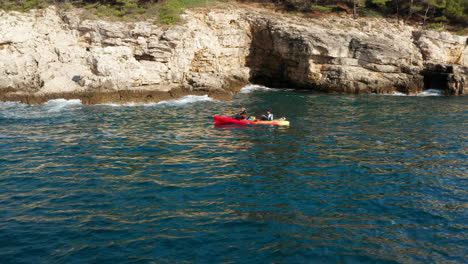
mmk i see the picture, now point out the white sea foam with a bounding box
[381,89,444,97]
[100,95,216,107]
[388,91,407,96]
[417,89,443,96]
[0,101,37,119]
[45,99,82,112]
[156,95,215,106]
[101,102,145,107]
[239,84,285,93]
[0,101,26,108]
[1,99,83,119]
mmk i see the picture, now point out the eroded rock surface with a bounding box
[246,14,466,95]
[0,5,466,104]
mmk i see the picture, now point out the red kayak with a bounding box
[213,116,290,126]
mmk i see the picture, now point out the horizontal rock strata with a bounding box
[0,5,466,104]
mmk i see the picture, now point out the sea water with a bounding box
[0,86,466,263]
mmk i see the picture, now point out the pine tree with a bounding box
[445,0,464,18]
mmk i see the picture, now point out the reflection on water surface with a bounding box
[0,91,466,263]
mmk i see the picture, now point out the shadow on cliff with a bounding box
[246,22,309,89]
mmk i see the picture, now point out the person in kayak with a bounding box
[235,107,248,119]
[260,110,273,121]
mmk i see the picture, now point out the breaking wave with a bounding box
[239,84,286,93]
[384,89,444,96]
[0,99,82,119]
[45,99,82,112]
[101,95,216,107]
[156,95,216,106]
[417,89,444,96]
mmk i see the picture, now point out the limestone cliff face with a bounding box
[0,7,252,103]
[0,5,466,104]
[247,14,467,95]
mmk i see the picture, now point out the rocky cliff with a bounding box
[0,5,466,104]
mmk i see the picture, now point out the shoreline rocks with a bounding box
[0,5,466,104]
[0,87,233,105]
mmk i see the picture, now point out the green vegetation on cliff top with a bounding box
[0,0,466,32]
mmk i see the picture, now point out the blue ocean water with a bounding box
[0,86,467,264]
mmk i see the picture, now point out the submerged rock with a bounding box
[0,5,466,104]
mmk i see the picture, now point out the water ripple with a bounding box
[0,94,467,263]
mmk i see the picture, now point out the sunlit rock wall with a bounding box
[0,5,466,104]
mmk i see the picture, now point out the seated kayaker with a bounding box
[235,107,248,119]
[260,110,273,121]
